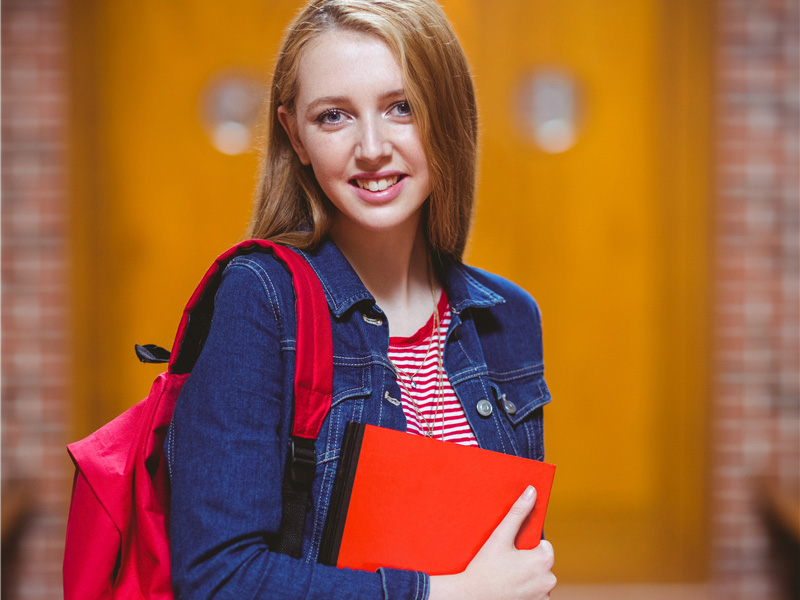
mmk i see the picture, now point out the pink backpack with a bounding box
[63,240,332,599]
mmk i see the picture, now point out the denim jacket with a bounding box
[167,237,552,600]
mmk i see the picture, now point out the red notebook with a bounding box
[319,422,555,575]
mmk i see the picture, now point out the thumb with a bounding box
[485,485,537,549]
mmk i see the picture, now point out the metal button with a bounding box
[362,314,383,326]
[503,399,517,415]
[476,399,493,417]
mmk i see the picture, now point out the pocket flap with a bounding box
[492,373,552,425]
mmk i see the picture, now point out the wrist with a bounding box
[429,573,472,600]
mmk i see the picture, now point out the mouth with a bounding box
[350,174,404,192]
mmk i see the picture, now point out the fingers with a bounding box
[465,490,557,600]
[537,539,554,557]
[531,539,557,594]
[534,539,555,570]
[486,485,537,548]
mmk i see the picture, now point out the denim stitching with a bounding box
[321,397,345,463]
[419,571,429,600]
[535,413,545,460]
[295,248,372,316]
[491,379,550,424]
[332,387,370,405]
[379,568,390,599]
[334,354,396,377]
[227,258,282,327]
[514,394,551,421]
[479,375,510,454]
[454,334,476,369]
[521,411,545,461]
[448,365,487,386]
[376,377,384,424]
[319,395,354,463]
[318,448,340,464]
[453,264,505,305]
[487,363,544,381]
[295,249,337,306]
[309,459,334,562]
[333,354,385,367]
[331,358,371,406]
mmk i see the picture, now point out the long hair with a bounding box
[247,0,478,260]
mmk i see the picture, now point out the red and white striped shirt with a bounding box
[388,292,478,446]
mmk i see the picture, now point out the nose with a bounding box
[355,117,391,164]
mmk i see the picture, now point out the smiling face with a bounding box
[278,29,431,243]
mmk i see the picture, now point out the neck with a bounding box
[330,217,438,337]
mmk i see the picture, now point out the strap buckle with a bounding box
[289,437,316,486]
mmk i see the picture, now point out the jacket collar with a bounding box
[296,237,504,318]
[439,259,505,314]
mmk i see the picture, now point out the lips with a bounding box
[353,175,400,191]
[350,172,406,188]
[349,173,407,202]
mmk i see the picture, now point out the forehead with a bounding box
[295,29,403,101]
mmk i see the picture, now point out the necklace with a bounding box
[391,281,438,389]
[391,267,446,439]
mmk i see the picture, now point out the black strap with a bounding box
[134,343,171,364]
[277,437,317,557]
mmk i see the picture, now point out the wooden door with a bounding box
[69,0,302,429]
[69,0,711,583]
[448,0,712,582]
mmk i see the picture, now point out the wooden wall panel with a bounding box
[70,0,299,430]
[452,0,711,582]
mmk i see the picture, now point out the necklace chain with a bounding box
[390,266,446,440]
[391,292,437,389]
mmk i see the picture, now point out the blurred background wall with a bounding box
[2,0,71,597]
[1,0,797,599]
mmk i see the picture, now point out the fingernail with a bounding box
[522,485,536,501]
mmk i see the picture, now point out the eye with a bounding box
[316,109,345,125]
[391,101,412,117]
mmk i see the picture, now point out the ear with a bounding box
[277,105,311,166]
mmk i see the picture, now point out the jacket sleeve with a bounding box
[167,258,429,600]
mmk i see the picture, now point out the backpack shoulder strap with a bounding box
[168,240,333,436]
[169,239,332,557]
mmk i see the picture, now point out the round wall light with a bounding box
[515,68,583,154]
[199,72,265,155]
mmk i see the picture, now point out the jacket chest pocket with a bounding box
[315,355,407,462]
[490,372,551,461]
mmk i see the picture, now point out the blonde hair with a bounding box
[247,0,478,260]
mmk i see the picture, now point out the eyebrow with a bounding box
[305,89,406,114]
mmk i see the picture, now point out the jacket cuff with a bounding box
[378,567,429,600]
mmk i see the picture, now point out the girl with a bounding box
[168,1,556,598]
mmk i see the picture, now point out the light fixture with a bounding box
[199,72,265,155]
[516,68,583,154]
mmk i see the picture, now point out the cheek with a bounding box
[305,137,348,177]
[400,131,428,170]
[306,148,351,202]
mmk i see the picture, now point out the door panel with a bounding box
[69,0,301,430]
[450,0,711,581]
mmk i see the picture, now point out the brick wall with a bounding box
[1,0,71,598]
[712,0,800,599]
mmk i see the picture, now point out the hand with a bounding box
[429,486,556,600]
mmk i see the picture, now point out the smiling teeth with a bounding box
[356,176,399,191]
